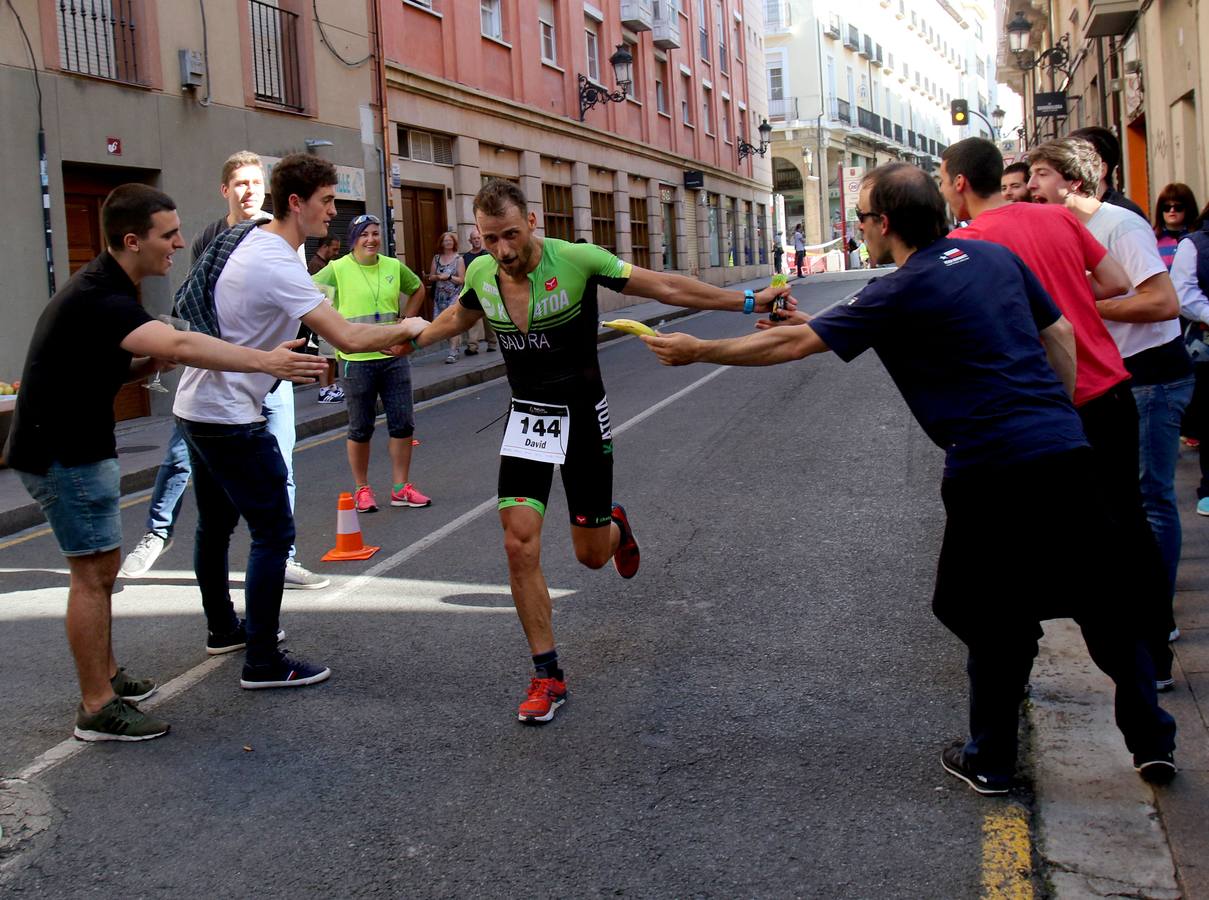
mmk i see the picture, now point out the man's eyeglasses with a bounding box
[855,209,881,223]
[352,214,381,226]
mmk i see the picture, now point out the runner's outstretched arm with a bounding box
[408,301,482,352]
[642,323,828,367]
[623,267,793,313]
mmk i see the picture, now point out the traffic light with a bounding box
[950,99,969,126]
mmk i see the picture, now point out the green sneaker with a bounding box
[110,667,157,702]
[73,697,170,742]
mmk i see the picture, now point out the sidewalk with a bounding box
[1027,448,1209,898]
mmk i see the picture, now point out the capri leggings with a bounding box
[343,355,415,443]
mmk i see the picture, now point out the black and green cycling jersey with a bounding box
[458,238,632,402]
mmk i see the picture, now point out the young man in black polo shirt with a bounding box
[642,163,1178,792]
[6,184,326,742]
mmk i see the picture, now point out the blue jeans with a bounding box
[179,418,295,665]
[18,459,122,556]
[146,424,190,539]
[1133,376,1194,602]
[147,384,297,558]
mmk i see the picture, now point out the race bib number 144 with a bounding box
[500,398,569,464]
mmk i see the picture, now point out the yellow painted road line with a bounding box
[982,805,1033,899]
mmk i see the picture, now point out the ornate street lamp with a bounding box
[1006,11,1032,56]
[1007,11,1071,76]
[737,118,773,162]
[991,106,1006,133]
[578,44,634,121]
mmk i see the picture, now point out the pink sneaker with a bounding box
[391,483,431,508]
[353,485,378,513]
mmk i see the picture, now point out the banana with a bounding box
[771,274,788,288]
[602,318,658,337]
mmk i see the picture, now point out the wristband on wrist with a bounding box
[742,290,755,314]
[409,338,420,351]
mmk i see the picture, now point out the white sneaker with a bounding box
[284,559,329,590]
[120,533,170,578]
[1169,627,1181,643]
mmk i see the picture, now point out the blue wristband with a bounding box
[743,290,755,314]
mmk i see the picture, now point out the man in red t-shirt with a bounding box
[940,139,1131,408]
[939,137,1174,691]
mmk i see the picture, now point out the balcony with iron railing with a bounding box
[56,0,141,85]
[833,97,851,124]
[249,0,304,111]
[768,95,798,121]
[856,106,880,132]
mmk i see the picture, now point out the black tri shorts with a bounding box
[497,392,614,527]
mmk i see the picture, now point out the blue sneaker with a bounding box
[240,651,331,690]
[1197,498,1209,517]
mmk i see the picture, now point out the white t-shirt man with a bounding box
[174,227,324,424]
[1086,201,1176,360]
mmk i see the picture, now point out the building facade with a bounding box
[995,0,1207,215]
[0,0,385,411]
[380,0,774,296]
[766,0,1000,245]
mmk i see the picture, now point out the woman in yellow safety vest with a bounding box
[313,215,433,514]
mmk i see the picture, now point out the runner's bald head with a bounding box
[862,162,947,250]
[475,179,529,219]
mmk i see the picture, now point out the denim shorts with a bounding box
[18,459,122,556]
[343,355,415,442]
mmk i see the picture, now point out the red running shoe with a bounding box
[611,503,640,579]
[517,676,567,724]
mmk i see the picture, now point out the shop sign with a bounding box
[261,155,366,202]
[1035,92,1067,118]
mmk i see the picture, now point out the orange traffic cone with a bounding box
[322,492,380,561]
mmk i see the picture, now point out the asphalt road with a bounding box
[0,278,1016,897]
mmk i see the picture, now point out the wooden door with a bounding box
[398,186,446,320]
[62,165,152,421]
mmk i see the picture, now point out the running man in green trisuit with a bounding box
[407,179,789,724]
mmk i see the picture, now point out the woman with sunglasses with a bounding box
[1155,184,1198,271]
[312,214,433,512]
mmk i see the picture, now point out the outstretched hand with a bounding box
[640,332,702,366]
[265,338,329,384]
[755,284,797,313]
[756,308,811,329]
[1058,187,1100,224]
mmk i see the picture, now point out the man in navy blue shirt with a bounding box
[643,163,1178,793]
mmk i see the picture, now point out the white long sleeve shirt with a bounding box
[1173,238,1209,325]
